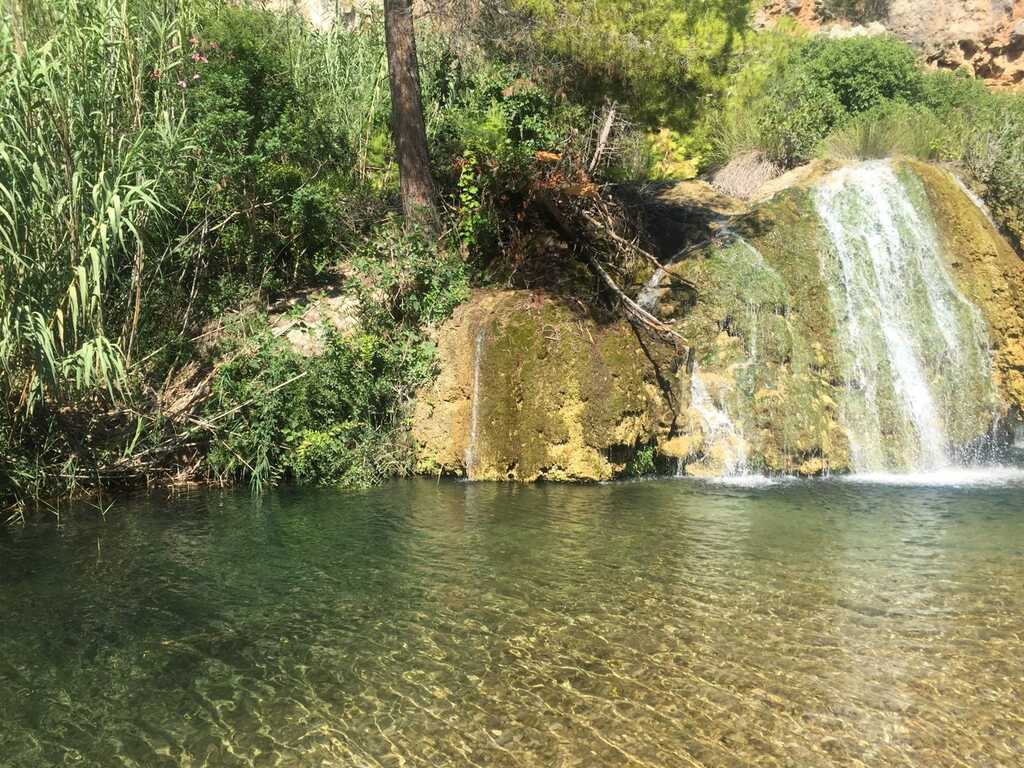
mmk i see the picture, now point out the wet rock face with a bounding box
[912,161,1024,413]
[411,161,1024,481]
[411,291,677,482]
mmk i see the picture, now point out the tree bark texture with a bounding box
[384,0,439,229]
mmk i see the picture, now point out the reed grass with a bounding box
[0,0,195,415]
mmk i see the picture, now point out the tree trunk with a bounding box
[384,0,439,229]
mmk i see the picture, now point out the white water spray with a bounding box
[813,161,1000,473]
[688,365,750,478]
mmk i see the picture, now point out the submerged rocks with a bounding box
[411,159,1024,481]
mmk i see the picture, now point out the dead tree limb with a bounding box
[583,251,688,348]
[588,101,617,174]
[581,210,698,293]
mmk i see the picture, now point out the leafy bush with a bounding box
[757,70,846,165]
[508,0,752,128]
[426,56,586,256]
[717,34,932,167]
[800,36,921,115]
[206,322,411,489]
[203,225,468,490]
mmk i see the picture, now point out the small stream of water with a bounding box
[464,327,486,479]
[689,364,750,478]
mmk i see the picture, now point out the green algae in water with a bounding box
[3,477,1024,767]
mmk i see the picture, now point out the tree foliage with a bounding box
[510,0,752,126]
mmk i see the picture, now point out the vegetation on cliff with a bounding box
[713,33,1024,248]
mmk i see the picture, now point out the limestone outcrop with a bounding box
[410,160,1024,481]
[411,291,677,482]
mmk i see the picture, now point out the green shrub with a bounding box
[205,323,412,489]
[716,34,931,168]
[625,445,657,477]
[799,36,922,115]
[509,0,752,128]
[203,225,469,491]
[170,4,380,297]
[757,70,846,165]
[918,68,991,116]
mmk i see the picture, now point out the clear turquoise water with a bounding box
[2,476,1024,767]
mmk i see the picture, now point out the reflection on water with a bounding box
[2,478,1024,767]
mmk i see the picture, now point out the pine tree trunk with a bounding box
[384,0,439,229]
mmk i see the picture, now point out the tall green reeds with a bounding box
[0,0,195,416]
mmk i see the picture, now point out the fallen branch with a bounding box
[589,101,617,173]
[581,210,698,293]
[584,251,688,349]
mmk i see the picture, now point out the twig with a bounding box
[584,251,688,348]
[581,210,698,292]
[589,101,617,173]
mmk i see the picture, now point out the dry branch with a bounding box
[583,251,688,347]
[581,210,698,293]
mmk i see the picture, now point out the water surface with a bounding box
[2,477,1024,767]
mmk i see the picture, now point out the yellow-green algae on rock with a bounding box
[661,181,852,476]
[911,161,1024,414]
[411,291,678,481]
[411,160,1024,481]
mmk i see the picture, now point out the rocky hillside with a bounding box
[761,0,1024,87]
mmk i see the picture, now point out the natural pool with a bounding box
[2,474,1024,767]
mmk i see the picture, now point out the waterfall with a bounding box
[813,161,1000,473]
[689,365,749,478]
[637,264,668,312]
[464,327,485,479]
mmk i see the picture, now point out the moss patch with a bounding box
[910,160,1024,414]
[411,290,679,482]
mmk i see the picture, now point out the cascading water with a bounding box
[464,327,486,479]
[688,365,750,478]
[813,161,1002,474]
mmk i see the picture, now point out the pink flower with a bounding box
[192,73,200,80]
[177,80,187,88]
[190,52,208,63]
[189,35,199,48]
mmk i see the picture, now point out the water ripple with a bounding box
[2,479,1023,767]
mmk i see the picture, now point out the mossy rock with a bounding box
[413,160,1023,482]
[909,160,1024,414]
[411,290,680,482]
